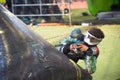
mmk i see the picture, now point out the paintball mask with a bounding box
[84,32,102,45]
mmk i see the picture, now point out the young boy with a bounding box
[56,27,105,74]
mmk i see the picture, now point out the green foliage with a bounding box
[86,0,120,16]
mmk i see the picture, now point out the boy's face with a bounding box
[84,32,102,45]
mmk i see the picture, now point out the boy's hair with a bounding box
[88,27,105,39]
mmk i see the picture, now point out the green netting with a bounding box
[86,0,119,16]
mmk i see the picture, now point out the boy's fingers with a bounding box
[77,44,83,46]
[80,45,89,51]
[70,44,76,50]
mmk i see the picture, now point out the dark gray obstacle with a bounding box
[0,5,92,80]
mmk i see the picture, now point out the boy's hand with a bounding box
[70,44,77,51]
[77,44,89,51]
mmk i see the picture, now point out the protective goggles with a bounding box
[84,32,102,45]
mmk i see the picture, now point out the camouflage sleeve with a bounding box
[85,47,98,74]
[85,55,97,74]
[86,56,93,74]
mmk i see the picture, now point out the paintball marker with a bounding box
[72,41,85,54]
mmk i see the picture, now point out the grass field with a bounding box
[91,25,120,80]
[31,25,89,45]
[30,8,120,80]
